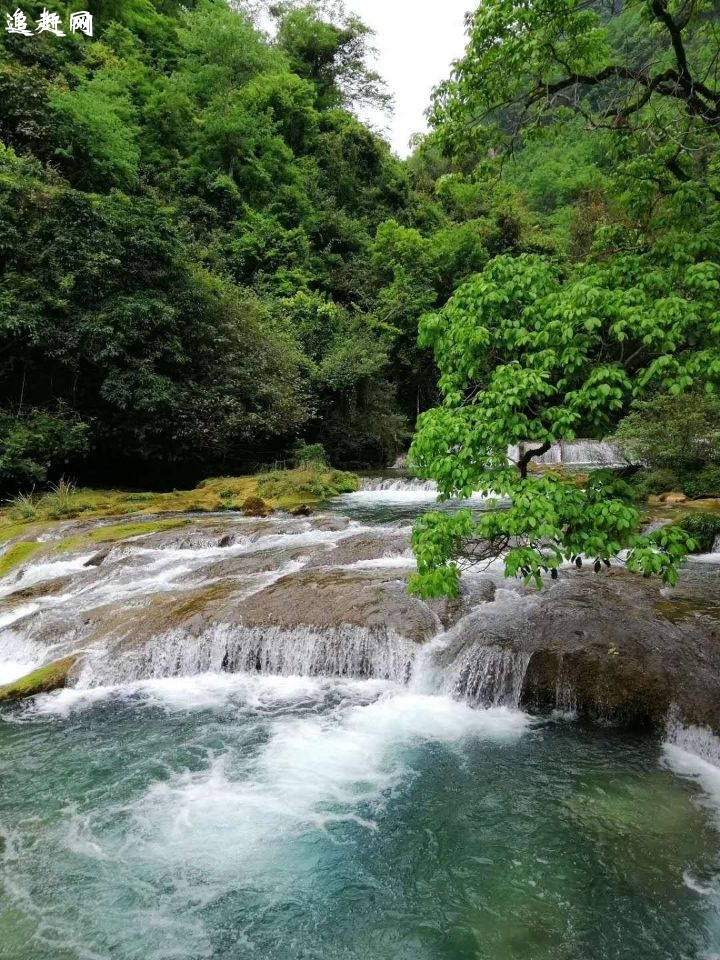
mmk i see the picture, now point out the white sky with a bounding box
[351,0,473,155]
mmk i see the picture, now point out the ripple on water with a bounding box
[0,676,719,960]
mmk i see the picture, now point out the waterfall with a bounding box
[713,534,720,554]
[554,655,578,715]
[369,441,627,493]
[77,624,418,688]
[665,712,720,767]
[360,477,438,492]
[438,645,531,709]
[73,624,536,710]
[507,440,624,467]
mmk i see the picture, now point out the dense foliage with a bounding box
[614,392,720,499]
[3,0,718,600]
[410,0,720,596]
[0,0,491,490]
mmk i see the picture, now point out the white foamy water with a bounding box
[128,691,529,866]
[0,658,36,686]
[0,627,46,685]
[0,553,96,598]
[27,671,396,716]
[24,673,530,890]
[44,675,530,842]
[663,718,720,826]
[351,486,500,505]
[75,623,419,688]
[0,603,40,632]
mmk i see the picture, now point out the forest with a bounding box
[1,0,719,528]
[0,0,493,489]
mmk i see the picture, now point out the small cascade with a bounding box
[554,655,578,715]
[641,518,673,536]
[360,477,437,492]
[713,534,720,554]
[77,624,418,688]
[665,711,720,767]
[440,645,531,708]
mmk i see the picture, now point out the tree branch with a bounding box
[517,441,552,479]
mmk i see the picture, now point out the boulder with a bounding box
[651,492,688,505]
[439,567,720,730]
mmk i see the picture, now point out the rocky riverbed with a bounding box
[1,500,719,732]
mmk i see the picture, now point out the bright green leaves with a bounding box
[431,0,608,151]
[409,509,475,599]
[409,242,719,596]
[626,526,699,588]
[409,468,692,596]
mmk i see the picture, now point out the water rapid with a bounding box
[1,485,720,959]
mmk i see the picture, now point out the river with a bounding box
[1,481,720,959]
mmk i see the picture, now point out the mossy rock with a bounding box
[0,540,43,578]
[0,656,76,703]
[242,496,272,518]
[55,517,191,554]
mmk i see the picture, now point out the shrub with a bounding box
[8,490,37,520]
[39,479,79,519]
[628,468,684,500]
[683,467,720,500]
[613,391,720,476]
[0,407,88,496]
[257,466,359,503]
[677,514,720,553]
[292,441,327,468]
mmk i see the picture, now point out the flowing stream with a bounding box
[1,483,720,959]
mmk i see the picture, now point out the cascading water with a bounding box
[78,623,418,688]
[439,645,531,708]
[360,477,438,492]
[507,439,625,467]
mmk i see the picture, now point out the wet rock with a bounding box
[290,504,313,517]
[429,576,498,630]
[84,547,112,568]
[309,515,350,532]
[443,567,720,731]
[185,613,206,637]
[305,531,412,568]
[237,568,439,643]
[5,509,720,734]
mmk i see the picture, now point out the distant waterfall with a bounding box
[507,440,625,467]
[360,477,438,492]
[372,441,626,490]
[713,534,720,554]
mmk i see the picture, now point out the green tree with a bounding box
[273,2,391,112]
[432,0,720,156]
[409,245,719,597]
[409,0,720,596]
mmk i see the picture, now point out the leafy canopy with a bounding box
[409,239,720,596]
[409,0,720,598]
